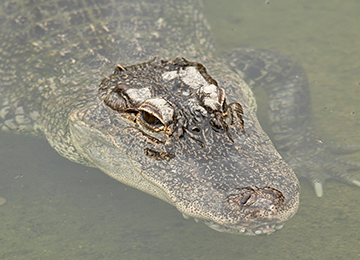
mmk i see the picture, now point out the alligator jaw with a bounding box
[181,212,285,235]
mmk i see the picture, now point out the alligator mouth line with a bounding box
[181,213,284,236]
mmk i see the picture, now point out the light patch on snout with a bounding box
[180,67,209,89]
[126,87,152,106]
[161,66,210,89]
[161,70,178,81]
[198,84,226,112]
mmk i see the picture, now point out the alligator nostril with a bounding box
[240,194,252,204]
[190,126,200,132]
[227,186,286,209]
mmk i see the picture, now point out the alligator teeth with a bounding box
[254,230,262,235]
[275,224,284,230]
[314,181,323,197]
[182,213,190,219]
[209,223,221,229]
[185,214,284,235]
[352,180,360,187]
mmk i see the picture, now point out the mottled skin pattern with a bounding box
[0,0,359,235]
[223,49,360,197]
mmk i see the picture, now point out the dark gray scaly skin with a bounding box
[222,49,360,197]
[0,0,358,235]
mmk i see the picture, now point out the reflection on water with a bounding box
[0,0,359,259]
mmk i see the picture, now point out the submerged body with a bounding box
[0,0,358,235]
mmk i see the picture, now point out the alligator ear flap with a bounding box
[99,77,128,112]
[103,90,128,112]
[99,73,134,112]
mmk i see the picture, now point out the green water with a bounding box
[1,0,359,259]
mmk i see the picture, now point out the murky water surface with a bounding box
[1,0,359,259]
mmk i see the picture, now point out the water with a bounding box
[0,0,359,259]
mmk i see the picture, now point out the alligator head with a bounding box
[69,57,299,235]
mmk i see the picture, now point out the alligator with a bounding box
[0,0,359,235]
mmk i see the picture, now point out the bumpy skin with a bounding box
[0,0,358,234]
[223,48,360,197]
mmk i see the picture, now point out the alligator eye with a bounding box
[142,111,160,125]
[138,98,174,132]
[140,111,164,130]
